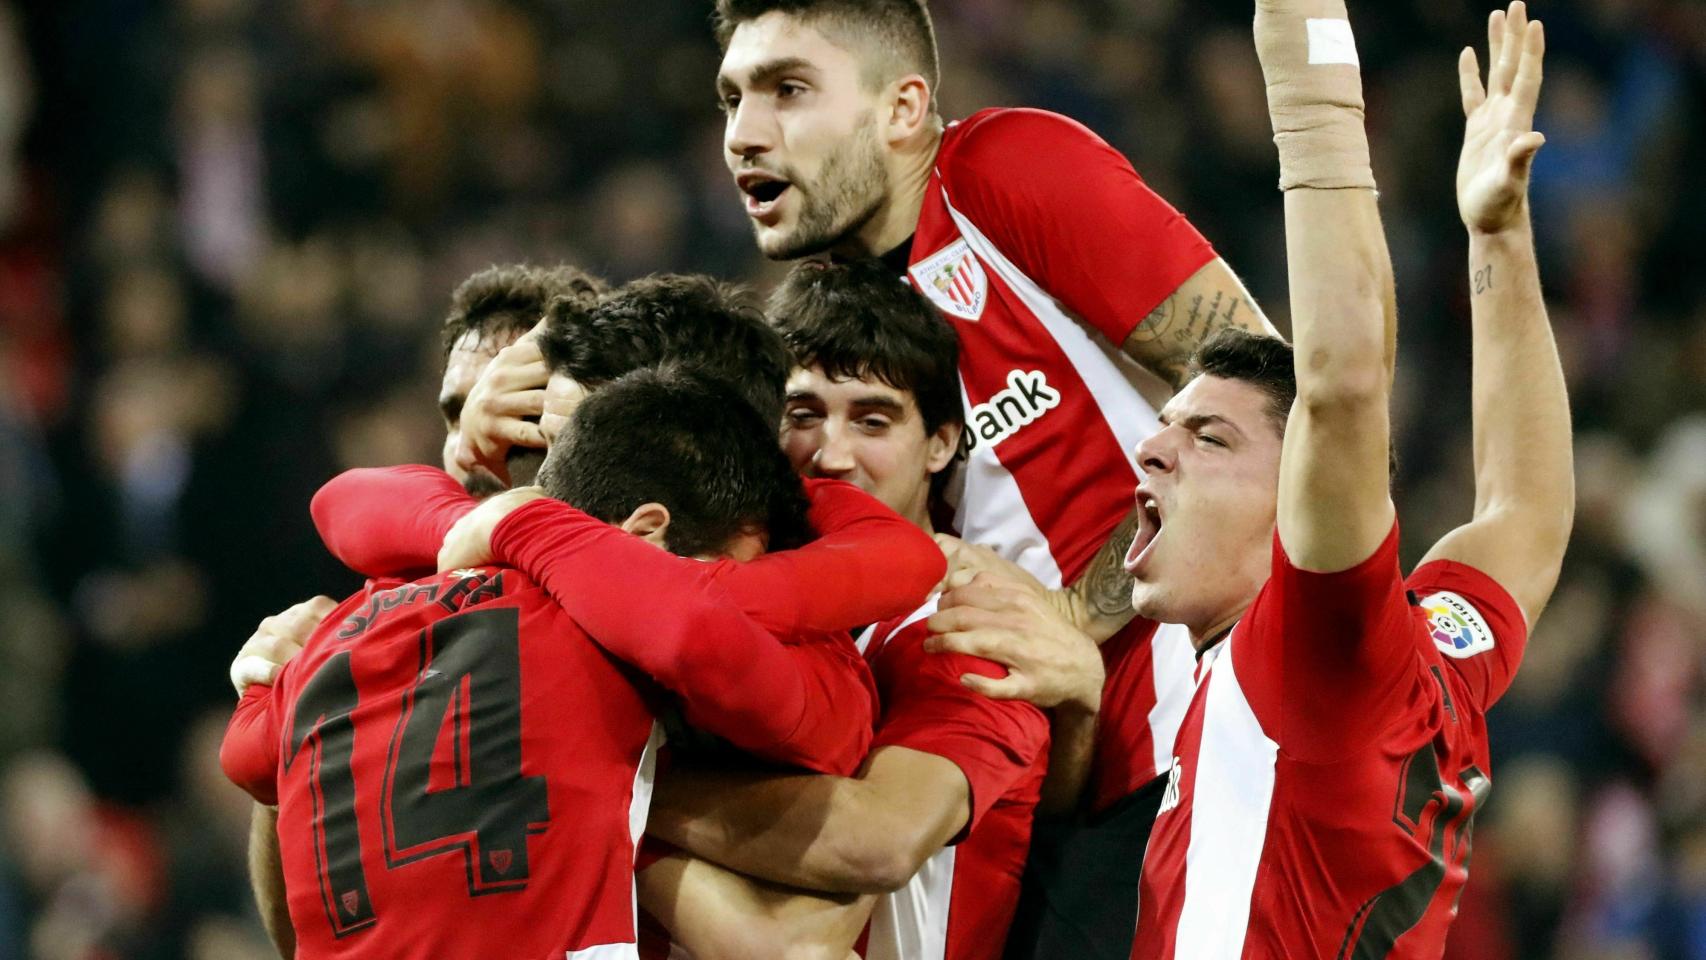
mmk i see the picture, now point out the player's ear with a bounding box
[619,502,672,548]
[926,420,962,475]
[883,74,931,145]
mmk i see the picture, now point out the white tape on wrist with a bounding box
[1306,18,1360,66]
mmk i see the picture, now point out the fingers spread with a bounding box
[1459,47,1486,116]
[1510,19,1545,120]
[1507,131,1545,176]
[1487,9,1505,90]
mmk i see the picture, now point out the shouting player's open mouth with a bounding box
[1124,486,1164,576]
[738,170,793,223]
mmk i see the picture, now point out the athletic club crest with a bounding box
[910,238,988,321]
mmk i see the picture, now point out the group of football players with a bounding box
[218,0,1575,958]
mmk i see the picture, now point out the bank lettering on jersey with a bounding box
[965,369,1061,451]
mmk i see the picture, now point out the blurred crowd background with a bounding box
[0,0,1700,957]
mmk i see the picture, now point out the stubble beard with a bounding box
[757,117,890,261]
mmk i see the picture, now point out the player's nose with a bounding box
[1134,432,1176,476]
[811,427,858,476]
[725,101,774,159]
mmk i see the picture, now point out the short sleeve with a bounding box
[869,622,1049,839]
[939,108,1216,345]
[1234,522,1418,762]
[1406,559,1529,711]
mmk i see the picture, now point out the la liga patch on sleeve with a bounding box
[1421,591,1496,659]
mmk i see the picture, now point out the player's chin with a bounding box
[1129,581,1174,624]
[754,223,808,261]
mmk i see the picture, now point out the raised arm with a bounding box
[1260,0,1398,572]
[1418,3,1571,624]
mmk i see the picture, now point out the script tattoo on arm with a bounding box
[1123,286,1259,391]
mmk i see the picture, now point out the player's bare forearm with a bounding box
[639,852,873,960]
[1260,2,1398,573]
[1062,507,1141,643]
[248,804,295,958]
[1121,258,1277,390]
[648,748,968,894]
[1421,217,1571,622]
[1037,704,1098,814]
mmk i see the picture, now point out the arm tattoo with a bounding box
[1473,263,1494,295]
[1125,288,1256,390]
[1072,508,1141,625]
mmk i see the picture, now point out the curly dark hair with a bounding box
[538,364,813,556]
[536,273,792,426]
[440,263,608,360]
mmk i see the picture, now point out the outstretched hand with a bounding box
[1457,1,1546,235]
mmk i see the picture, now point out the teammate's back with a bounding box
[224,564,663,960]
[220,566,658,954]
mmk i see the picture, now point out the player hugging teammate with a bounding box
[221,1,1572,958]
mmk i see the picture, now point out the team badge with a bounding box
[909,238,988,321]
[1420,591,1495,659]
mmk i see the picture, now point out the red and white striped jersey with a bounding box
[906,107,1215,801]
[1132,525,1528,960]
[855,597,1050,960]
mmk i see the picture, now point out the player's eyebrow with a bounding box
[1177,413,1245,438]
[719,56,816,95]
[849,396,906,416]
[785,390,825,405]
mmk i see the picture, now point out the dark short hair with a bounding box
[1189,329,1296,437]
[769,259,962,434]
[1190,328,1398,481]
[537,365,814,557]
[713,0,940,100]
[441,263,608,359]
[536,274,792,426]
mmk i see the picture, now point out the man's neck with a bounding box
[839,123,943,258]
[1190,607,1250,654]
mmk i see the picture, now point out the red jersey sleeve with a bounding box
[1406,559,1528,712]
[491,498,874,775]
[1233,522,1418,763]
[220,684,284,805]
[310,466,477,579]
[869,620,1049,838]
[717,477,944,634]
[939,108,1217,345]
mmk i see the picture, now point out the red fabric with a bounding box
[311,468,943,638]
[1133,523,1530,960]
[310,466,476,581]
[867,616,1048,837]
[492,497,879,775]
[860,605,1050,960]
[221,567,663,959]
[911,108,1217,796]
[934,108,1216,345]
